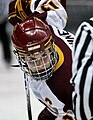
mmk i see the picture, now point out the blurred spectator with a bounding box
[0,0,12,64]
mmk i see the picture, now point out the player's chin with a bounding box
[29,65,54,81]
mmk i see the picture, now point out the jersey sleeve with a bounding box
[58,0,66,9]
[8,0,32,26]
[30,0,68,30]
[8,0,67,30]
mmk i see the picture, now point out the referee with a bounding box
[70,18,93,120]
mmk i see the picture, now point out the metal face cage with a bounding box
[13,41,58,81]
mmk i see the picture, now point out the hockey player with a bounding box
[8,0,75,119]
[11,16,75,120]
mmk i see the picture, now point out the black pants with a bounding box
[0,19,12,63]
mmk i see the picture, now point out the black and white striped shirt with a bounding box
[70,18,93,120]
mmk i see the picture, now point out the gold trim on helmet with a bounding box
[13,35,53,54]
[28,45,40,51]
[44,35,52,47]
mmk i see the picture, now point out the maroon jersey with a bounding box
[46,32,73,112]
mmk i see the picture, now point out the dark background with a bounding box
[65,0,93,34]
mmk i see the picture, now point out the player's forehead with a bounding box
[18,47,49,57]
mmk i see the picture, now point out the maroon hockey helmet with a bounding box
[12,17,58,81]
[12,17,52,54]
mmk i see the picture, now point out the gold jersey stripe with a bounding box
[54,44,64,71]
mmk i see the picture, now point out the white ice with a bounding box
[0,45,45,120]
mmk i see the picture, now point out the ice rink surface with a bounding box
[0,45,45,120]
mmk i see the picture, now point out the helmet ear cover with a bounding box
[12,17,52,54]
